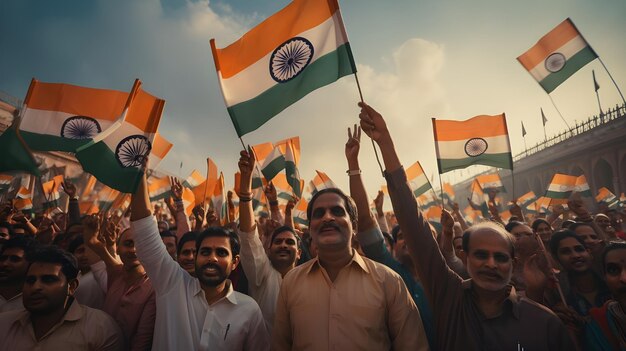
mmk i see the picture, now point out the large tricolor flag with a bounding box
[76,81,165,193]
[476,173,505,192]
[596,187,619,209]
[545,174,577,200]
[210,0,357,137]
[405,161,432,197]
[20,79,128,152]
[517,18,597,94]
[432,114,513,173]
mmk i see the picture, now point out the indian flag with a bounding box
[463,205,482,224]
[425,206,443,232]
[210,0,357,137]
[79,201,99,215]
[16,186,32,199]
[261,146,285,182]
[545,174,577,199]
[111,193,131,212]
[183,169,205,189]
[476,173,505,192]
[0,174,13,191]
[20,79,129,152]
[192,157,218,206]
[147,132,173,171]
[13,198,33,211]
[276,136,301,166]
[76,81,165,193]
[574,175,592,197]
[211,172,226,224]
[182,187,195,217]
[443,182,455,202]
[432,114,513,173]
[293,197,309,226]
[417,192,438,210]
[470,179,490,218]
[81,175,97,201]
[536,197,552,214]
[282,139,302,198]
[406,161,431,197]
[517,18,597,93]
[517,191,537,208]
[42,175,64,209]
[148,177,172,202]
[310,170,337,194]
[273,173,295,203]
[596,187,619,209]
[98,186,120,211]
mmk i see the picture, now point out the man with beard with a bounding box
[236,149,301,332]
[343,125,435,349]
[0,245,123,350]
[0,236,38,312]
[82,216,156,350]
[68,236,106,309]
[130,171,268,351]
[358,101,575,350]
[272,174,428,348]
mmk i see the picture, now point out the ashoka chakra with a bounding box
[464,138,488,157]
[61,116,102,139]
[545,52,566,73]
[269,37,314,83]
[115,135,152,168]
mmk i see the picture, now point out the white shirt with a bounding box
[237,228,282,333]
[0,292,23,313]
[74,269,106,310]
[132,216,270,351]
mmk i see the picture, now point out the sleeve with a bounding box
[357,226,403,273]
[174,200,190,238]
[93,312,125,351]
[547,314,579,350]
[90,260,109,293]
[271,280,292,351]
[129,290,156,351]
[376,214,390,233]
[237,227,273,289]
[384,167,463,307]
[131,216,185,295]
[68,198,82,225]
[386,272,430,351]
[244,304,271,351]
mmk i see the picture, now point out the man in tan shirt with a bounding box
[271,187,429,350]
[0,245,123,350]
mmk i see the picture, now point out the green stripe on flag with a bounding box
[21,131,90,153]
[437,153,512,173]
[75,141,144,193]
[539,47,597,93]
[545,190,572,199]
[261,155,285,181]
[413,183,431,197]
[227,43,356,137]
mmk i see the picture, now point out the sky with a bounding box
[1,0,625,200]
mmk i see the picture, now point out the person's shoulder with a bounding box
[518,297,561,321]
[80,303,118,323]
[282,259,316,283]
[361,255,403,282]
[0,308,26,325]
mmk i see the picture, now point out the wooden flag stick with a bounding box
[353,72,385,177]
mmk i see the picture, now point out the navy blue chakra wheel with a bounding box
[464,138,488,157]
[115,135,152,168]
[61,116,102,139]
[269,37,314,83]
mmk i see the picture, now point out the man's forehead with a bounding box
[2,247,25,256]
[558,237,584,249]
[28,262,63,275]
[312,193,345,209]
[469,229,511,251]
[199,236,231,250]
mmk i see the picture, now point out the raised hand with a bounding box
[344,124,361,164]
[441,208,455,236]
[510,201,524,222]
[206,208,220,227]
[192,204,205,223]
[374,190,384,217]
[170,176,183,201]
[567,192,591,220]
[286,196,299,212]
[82,214,104,249]
[357,102,390,143]
[62,179,77,199]
[238,149,255,181]
[264,182,278,203]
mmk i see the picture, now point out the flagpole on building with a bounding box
[592,70,604,120]
[353,73,385,177]
[540,108,548,142]
[597,57,626,105]
[547,94,571,132]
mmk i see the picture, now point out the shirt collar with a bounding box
[464,280,520,319]
[195,279,238,305]
[18,298,83,327]
[306,249,370,275]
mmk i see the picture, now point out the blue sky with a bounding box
[1,0,625,197]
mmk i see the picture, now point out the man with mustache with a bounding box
[130,171,269,350]
[236,149,302,333]
[358,101,575,350]
[271,157,428,349]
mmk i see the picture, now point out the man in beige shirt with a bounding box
[0,245,123,350]
[271,187,429,350]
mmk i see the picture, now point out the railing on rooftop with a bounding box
[513,102,626,162]
[0,90,22,108]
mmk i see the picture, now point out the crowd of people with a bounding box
[0,102,625,350]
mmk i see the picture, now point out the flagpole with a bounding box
[597,57,626,105]
[547,94,571,132]
[353,73,385,177]
[541,109,548,143]
[437,172,445,209]
[592,70,604,121]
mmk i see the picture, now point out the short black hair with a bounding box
[391,225,401,242]
[504,221,525,233]
[462,222,515,258]
[269,226,301,247]
[177,232,198,255]
[602,242,626,275]
[67,236,85,254]
[306,188,358,229]
[0,221,14,237]
[160,230,178,244]
[26,245,79,280]
[568,222,594,234]
[382,231,394,248]
[561,220,576,229]
[549,230,586,257]
[531,218,551,233]
[196,227,240,256]
[1,235,39,256]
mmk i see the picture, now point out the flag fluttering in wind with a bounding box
[545,174,577,201]
[517,191,537,208]
[13,186,33,211]
[432,114,513,173]
[574,175,592,197]
[596,187,619,209]
[98,186,120,211]
[593,70,600,92]
[42,175,64,209]
[192,157,219,206]
[293,198,309,226]
[20,79,128,152]
[261,146,285,182]
[211,172,226,224]
[517,18,597,93]
[148,177,172,202]
[0,175,12,191]
[521,122,527,137]
[76,80,166,193]
[541,108,548,126]
[405,161,432,197]
[210,0,357,137]
[469,179,490,218]
[147,132,173,171]
[476,173,505,192]
[0,120,41,176]
[442,182,455,203]
[416,192,438,210]
[183,170,205,189]
[309,170,337,195]
[282,139,302,198]
[425,206,443,232]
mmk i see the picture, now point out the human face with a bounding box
[604,248,626,299]
[466,229,514,292]
[162,236,177,260]
[158,222,168,233]
[0,228,9,243]
[535,222,553,243]
[556,237,591,273]
[595,215,610,231]
[195,236,238,287]
[0,248,28,284]
[23,262,77,314]
[268,231,300,269]
[453,236,466,262]
[73,244,98,273]
[573,225,600,249]
[393,230,410,262]
[510,224,533,241]
[177,241,196,276]
[309,193,353,252]
[117,230,141,269]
